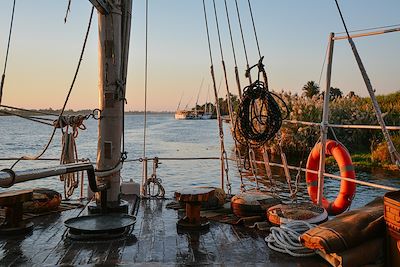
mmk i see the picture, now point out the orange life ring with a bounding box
[306,140,356,215]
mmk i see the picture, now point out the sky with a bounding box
[0,0,399,111]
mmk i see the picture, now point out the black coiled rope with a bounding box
[234,80,288,147]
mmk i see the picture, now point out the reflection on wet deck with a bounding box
[0,197,328,266]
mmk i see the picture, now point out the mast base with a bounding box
[87,199,129,214]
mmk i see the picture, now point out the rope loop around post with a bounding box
[245,56,264,78]
[120,151,128,162]
[89,108,102,120]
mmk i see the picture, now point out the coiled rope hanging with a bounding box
[234,79,288,147]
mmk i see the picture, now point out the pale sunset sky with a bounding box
[0,0,399,111]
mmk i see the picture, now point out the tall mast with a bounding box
[90,0,132,205]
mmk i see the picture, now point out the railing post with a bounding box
[317,32,335,205]
[141,157,148,197]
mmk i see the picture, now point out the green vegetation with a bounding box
[302,81,320,98]
[266,88,400,170]
[193,93,240,116]
[326,153,379,169]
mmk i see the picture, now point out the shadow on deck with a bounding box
[0,196,328,266]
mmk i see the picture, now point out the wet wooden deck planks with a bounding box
[0,197,328,266]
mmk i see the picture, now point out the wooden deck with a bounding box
[0,196,329,266]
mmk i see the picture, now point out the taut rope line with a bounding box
[0,109,54,126]
[234,0,251,84]
[141,0,150,195]
[334,0,400,168]
[246,0,262,59]
[8,6,95,170]
[143,0,149,160]
[0,104,58,116]
[202,0,228,192]
[318,41,329,86]
[211,0,232,194]
[0,0,16,106]
[223,0,242,100]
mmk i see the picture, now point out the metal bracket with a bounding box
[88,0,110,15]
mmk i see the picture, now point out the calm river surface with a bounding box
[0,114,399,209]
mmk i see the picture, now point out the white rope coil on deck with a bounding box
[265,221,316,257]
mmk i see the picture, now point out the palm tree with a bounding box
[302,81,320,98]
[329,87,343,100]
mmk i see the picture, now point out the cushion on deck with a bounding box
[316,237,384,267]
[231,191,281,218]
[300,197,384,254]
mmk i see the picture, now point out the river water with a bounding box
[0,114,399,209]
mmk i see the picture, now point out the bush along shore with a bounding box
[264,90,400,170]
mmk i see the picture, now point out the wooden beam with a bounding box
[88,0,110,15]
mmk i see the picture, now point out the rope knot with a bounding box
[53,115,86,130]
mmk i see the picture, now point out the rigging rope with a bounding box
[318,41,329,86]
[246,0,262,59]
[0,104,58,116]
[64,0,72,23]
[60,131,80,199]
[234,0,251,83]
[277,131,294,197]
[223,0,242,100]
[223,0,238,69]
[333,0,400,168]
[141,0,149,193]
[202,0,229,193]
[211,0,233,194]
[8,6,95,170]
[0,0,16,106]
[0,109,54,126]
[143,0,149,160]
[0,105,96,129]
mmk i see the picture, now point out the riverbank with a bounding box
[326,152,399,172]
[0,108,173,116]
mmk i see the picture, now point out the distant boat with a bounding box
[200,100,213,119]
[174,110,192,120]
[174,109,212,120]
[200,112,212,120]
[174,79,214,120]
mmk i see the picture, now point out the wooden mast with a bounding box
[91,0,132,206]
